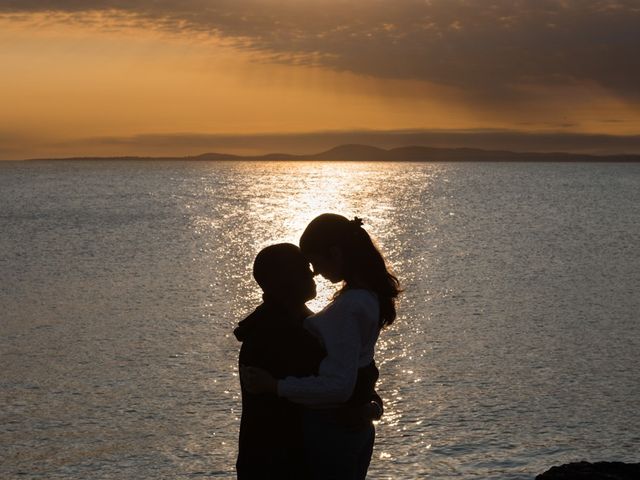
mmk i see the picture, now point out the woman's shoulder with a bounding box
[337,288,378,305]
[307,289,378,325]
[328,289,379,318]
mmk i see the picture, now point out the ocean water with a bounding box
[1,160,639,479]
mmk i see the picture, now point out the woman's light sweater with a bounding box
[277,289,380,406]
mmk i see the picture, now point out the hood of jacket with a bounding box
[233,303,270,342]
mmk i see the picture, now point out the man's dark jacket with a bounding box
[234,301,324,479]
[234,300,383,479]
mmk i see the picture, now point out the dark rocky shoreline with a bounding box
[537,461,640,479]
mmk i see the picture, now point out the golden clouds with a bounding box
[1,1,639,158]
[0,12,477,158]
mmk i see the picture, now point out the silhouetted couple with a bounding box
[235,213,400,479]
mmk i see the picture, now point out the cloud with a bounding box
[1,1,640,103]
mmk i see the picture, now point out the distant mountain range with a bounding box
[28,144,640,162]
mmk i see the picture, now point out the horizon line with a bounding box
[4,128,640,161]
[13,143,640,163]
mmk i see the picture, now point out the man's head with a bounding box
[253,243,316,304]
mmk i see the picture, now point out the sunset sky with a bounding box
[1,0,639,159]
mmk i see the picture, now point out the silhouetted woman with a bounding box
[243,213,400,480]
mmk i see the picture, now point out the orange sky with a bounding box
[1,2,639,159]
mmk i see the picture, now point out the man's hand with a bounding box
[240,365,278,395]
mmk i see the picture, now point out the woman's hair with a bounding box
[300,213,401,328]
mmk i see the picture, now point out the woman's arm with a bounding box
[242,291,379,405]
[277,297,363,405]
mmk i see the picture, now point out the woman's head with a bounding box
[300,213,401,328]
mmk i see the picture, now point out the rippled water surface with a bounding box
[1,160,639,479]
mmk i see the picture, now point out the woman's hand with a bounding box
[240,365,278,395]
[363,400,384,421]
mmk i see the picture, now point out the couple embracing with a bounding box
[236,213,401,479]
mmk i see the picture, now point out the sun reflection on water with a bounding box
[231,161,406,311]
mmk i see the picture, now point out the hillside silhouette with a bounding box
[27,144,640,162]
